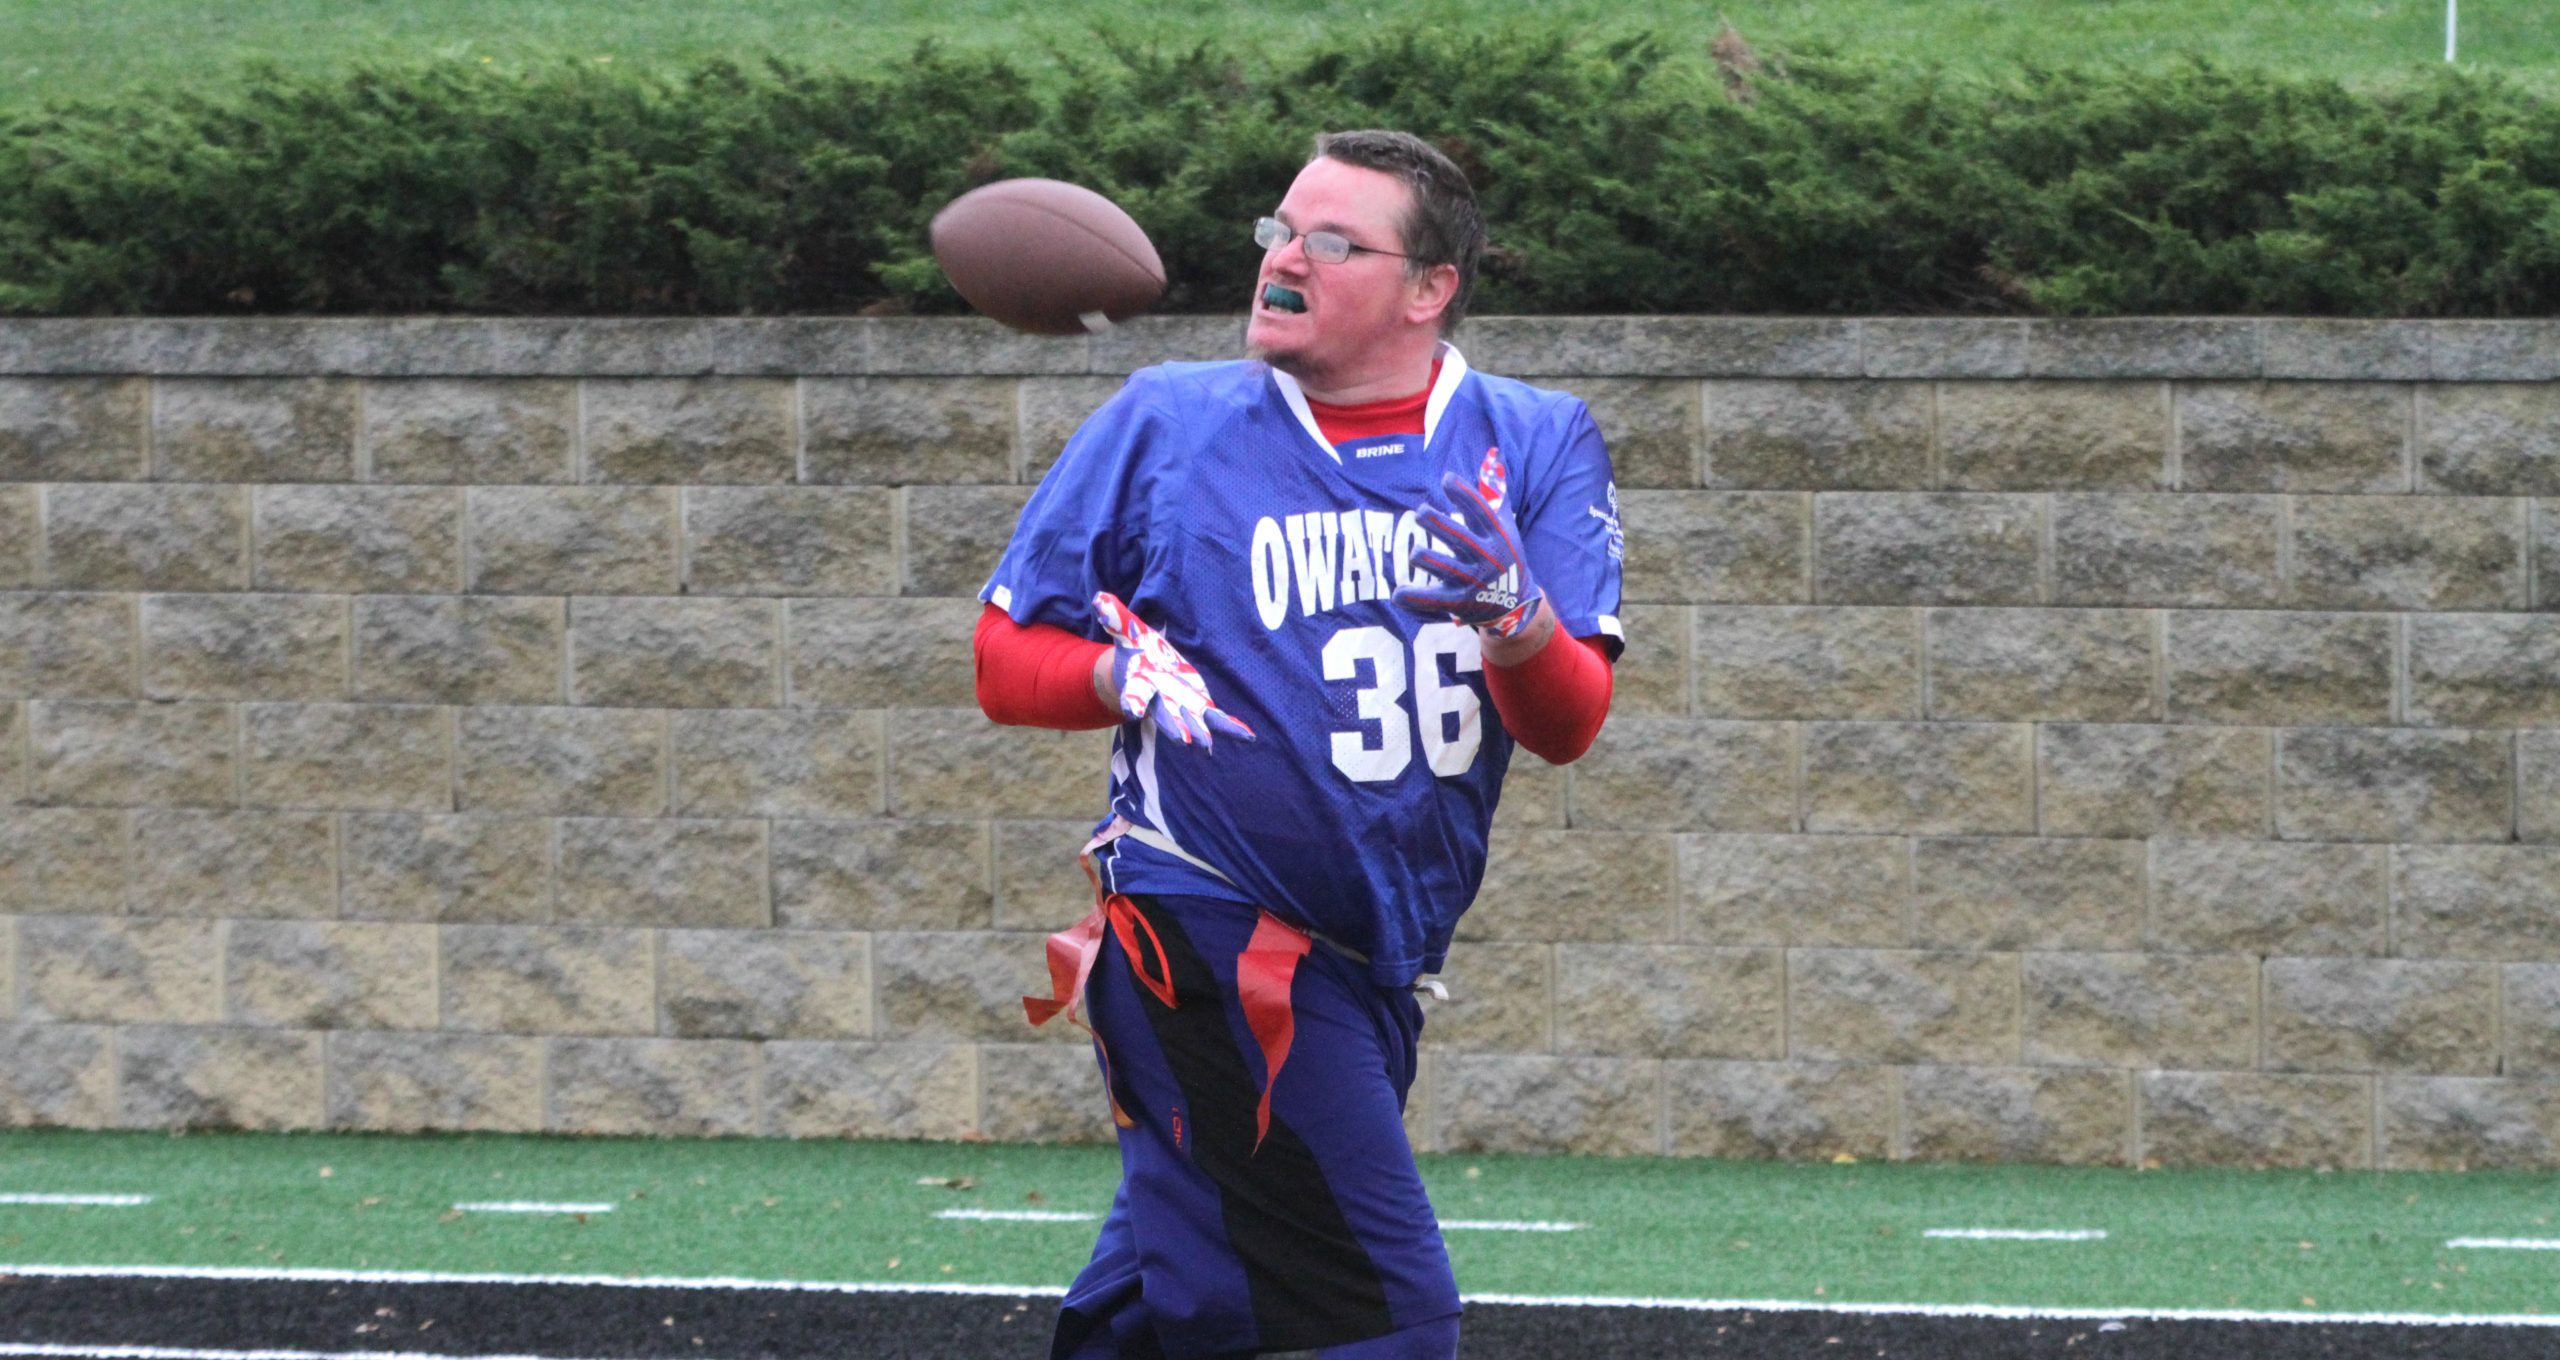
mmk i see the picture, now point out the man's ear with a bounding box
[1404,262,1460,327]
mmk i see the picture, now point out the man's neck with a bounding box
[1282,338,1442,406]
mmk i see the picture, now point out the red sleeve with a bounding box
[974,604,1120,730]
[1484,632,1614,764]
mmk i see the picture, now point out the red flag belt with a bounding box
[1023,817,1311,1152]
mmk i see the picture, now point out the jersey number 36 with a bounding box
[1323,622,1482,782]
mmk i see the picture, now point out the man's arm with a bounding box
[1392,450,1615,764]
[1481,601,1614,764]
[973,604,1119,730]
[974,599,1256,749]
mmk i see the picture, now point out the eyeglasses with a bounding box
[1254,216,1411,265]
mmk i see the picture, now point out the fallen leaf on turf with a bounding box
[916,1176,977,1190]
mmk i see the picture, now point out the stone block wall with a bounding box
[3,315,2558,1170]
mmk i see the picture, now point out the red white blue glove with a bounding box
[1093,592,1257,750]
[1393,446,1545,638]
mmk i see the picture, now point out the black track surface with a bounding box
[0,1276,2553,1359]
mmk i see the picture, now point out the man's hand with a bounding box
[1091,592,1257,750]
[1393,446,1546,639]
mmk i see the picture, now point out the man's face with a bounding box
[1244,157,1437,384]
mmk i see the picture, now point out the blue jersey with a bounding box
[982,345,1624,987]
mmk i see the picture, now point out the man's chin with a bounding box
[1243,327,1305,371]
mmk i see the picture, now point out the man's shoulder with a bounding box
[1066,361,1267,457]
[1457,365,1590,424]
[1120,358,1272,409]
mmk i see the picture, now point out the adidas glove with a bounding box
[1093,592,1257,750]
[1393,446,1545,638]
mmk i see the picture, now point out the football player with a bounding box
[975,129,1623,1360]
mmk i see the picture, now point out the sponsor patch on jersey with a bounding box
[1589,483,1625,562]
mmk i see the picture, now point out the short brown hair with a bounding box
[1312,129,1484,333]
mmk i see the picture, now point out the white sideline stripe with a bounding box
[1439,1219,1583,1233]
[2449,1237,2560,1250]
[0,1194,151,1207]
[449,1202,615,1215]
[1459,1292,2560,1327]
[933,1209,1098,1223]
[0,1262,1068,1298]
[0,1348,598,1360]
[5,1263,2560,1329]
[1924,1228,2107,1242]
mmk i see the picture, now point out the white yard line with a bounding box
[931,1210,1580,1230]
[0,1195,151,1207]
[448,1203,616,1216]
[4,1262,2560,1329]
[2448,1237,2560,1250]
[1923,1228,2108,1242]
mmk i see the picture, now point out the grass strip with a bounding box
[1,1129,2557,1317]
[2,0,2552,112]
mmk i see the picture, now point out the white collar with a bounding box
[1270,341,1471,466]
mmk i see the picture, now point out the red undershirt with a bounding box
[973,363,1615,764]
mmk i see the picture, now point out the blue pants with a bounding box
[1051,893,1461,1359]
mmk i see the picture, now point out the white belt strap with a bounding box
[1116,820,1236,886]
[1105,817,1430,981]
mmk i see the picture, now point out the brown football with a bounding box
[929,178,1166,336]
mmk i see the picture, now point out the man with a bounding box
[973,129,1623,1359]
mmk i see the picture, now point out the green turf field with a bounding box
[4,1128,2560,1319]
[0,0,2552,112]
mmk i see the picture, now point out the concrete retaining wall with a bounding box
[2,315,2556,1170]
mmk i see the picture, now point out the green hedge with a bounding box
[5,28,2560,317]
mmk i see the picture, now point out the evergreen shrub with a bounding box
[4,28,2557,316]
